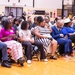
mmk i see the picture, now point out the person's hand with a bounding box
[64,35,68,38]
[69,33,74,35]
[45,23,52,33]
[8,34,16,39]
[73,32,75,35]
[60,34,64,37]
[42,35,48,38]
[9,34,15,37]
[29,39,34,44]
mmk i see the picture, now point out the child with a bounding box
[19,21,48,64]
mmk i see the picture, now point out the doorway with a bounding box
[5,7,23,18]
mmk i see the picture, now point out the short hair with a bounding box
[45,16,50,19]
[56,20,64,24]
[37,16,44,24]
[18,19,22,24]
[13,18,18,24]
[54,17,58,22]
[21,21,28,30]
[3,20,12,30]
[56,20,64,27]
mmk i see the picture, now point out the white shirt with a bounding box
[17,25,21,31]
[19,30,31,41]
[48,22,53,27]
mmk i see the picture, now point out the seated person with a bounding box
[33,16,57,60]
[19,21,48,64]
[30,16,37,29]
[17,19,23,31]
[51,20,72,58]
[0,20,24,66]
[62,18,75,42]
[0,41,11,68]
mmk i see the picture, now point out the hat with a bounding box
[64,18,71,23]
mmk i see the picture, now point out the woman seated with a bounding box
[33,16,58,60]
[19,21,48,64]
[0,20,24,66]
[62,18,75,42]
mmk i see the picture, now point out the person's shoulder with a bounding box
[0,28,5,33]
[33,26,39,29]
[11,27,14,29]
[49,22,52,25]
[63,27,67,29]
[19,29,23,32]
[1,28,4,31]
[11,27,15,31]
[51,25,56,29]
[26,30,31,34]
[19,29,24,34]
[28,30,31,32]
[62,27,67,30]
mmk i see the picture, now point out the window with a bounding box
[5,7,23,18]
[18,0,20,3]
[17,8,23,18]
[5,7,9,16]
[8,0,10,2]
[50,12,52,18]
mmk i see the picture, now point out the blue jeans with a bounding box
[0,42,8,61]
[57,38,72,54]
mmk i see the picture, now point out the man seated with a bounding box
[0,41,11,68]
[51,20,72,58]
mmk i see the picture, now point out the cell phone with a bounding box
[47,37,53,41]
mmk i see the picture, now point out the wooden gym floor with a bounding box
[0,57,75,75]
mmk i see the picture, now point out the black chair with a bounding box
[0,50,2,62]
[70,35,75,49]
[22,44,40,61]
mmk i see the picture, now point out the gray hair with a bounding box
[56,20,64,23]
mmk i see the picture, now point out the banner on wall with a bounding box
[27,9,35,14]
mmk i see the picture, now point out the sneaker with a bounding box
[17,58,24,66]
[1,61,11,68]
[8,59,16,64]
[27,60,31,64]
[43,59,48,62]
[50,56,57,60]
[64,55,71,60]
